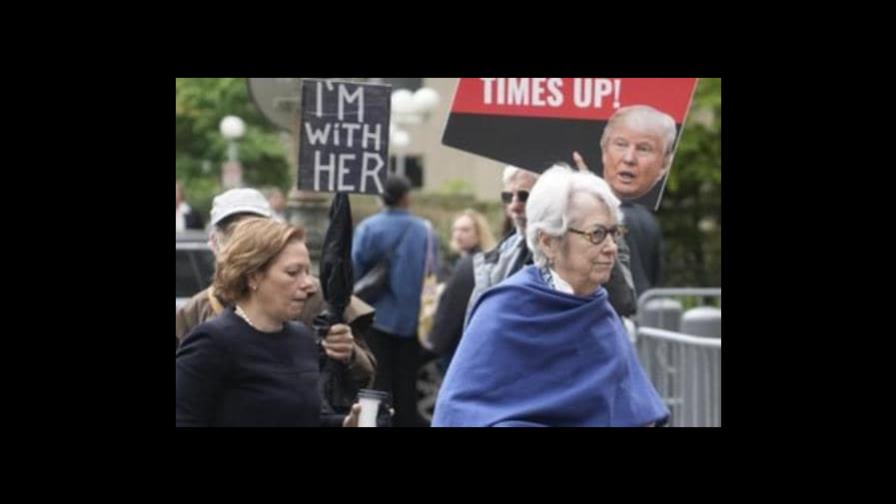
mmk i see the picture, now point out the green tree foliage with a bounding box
[176,78,290,218]
[659,78,721,287]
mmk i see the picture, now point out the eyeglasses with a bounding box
[567,225,627,246]
[501,190,529,204]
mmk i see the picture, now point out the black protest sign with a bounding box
[441,78,698,210]
[299,80,391,195]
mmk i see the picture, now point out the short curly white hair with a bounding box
[525,163,622,268]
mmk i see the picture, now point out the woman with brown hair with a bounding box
[176,218,360,427]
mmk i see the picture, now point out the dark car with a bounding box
[176,231,215,311]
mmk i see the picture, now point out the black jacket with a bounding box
[620,202,663,299]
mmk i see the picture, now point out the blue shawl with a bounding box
[432,266,668,427]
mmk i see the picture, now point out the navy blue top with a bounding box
[176,307,321,427]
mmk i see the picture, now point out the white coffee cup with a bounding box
[357,389,389,427]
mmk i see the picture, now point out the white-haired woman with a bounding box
[432,164,667,427]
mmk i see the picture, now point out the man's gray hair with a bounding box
[600,105,678,169]
[502,165,539,188]
[525,163,622,268]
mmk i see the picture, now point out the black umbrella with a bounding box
[316,192,354,327]
[314,192,358,420]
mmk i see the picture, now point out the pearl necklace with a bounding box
[235,304,259,330]
[235,304,285,332]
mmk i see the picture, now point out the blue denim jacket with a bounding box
[352,208,428,337]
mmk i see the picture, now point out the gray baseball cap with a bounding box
[210,188,273,226]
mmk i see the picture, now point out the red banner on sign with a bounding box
[450,78,696,122]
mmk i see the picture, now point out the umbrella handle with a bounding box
[313,320,349,368]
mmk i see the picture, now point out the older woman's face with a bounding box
[601,123,667,200]
[252,240,316,323]
[553,193,618,296]
[451,215,478,254]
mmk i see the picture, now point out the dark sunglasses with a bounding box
[500,190,530,204]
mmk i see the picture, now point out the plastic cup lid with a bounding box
[357,389,390,401]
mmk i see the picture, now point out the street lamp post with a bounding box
[389,86,440,178]
[219,115,246,189]
[390,126,410,176]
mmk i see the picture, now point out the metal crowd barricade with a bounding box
[635,288,721,427]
